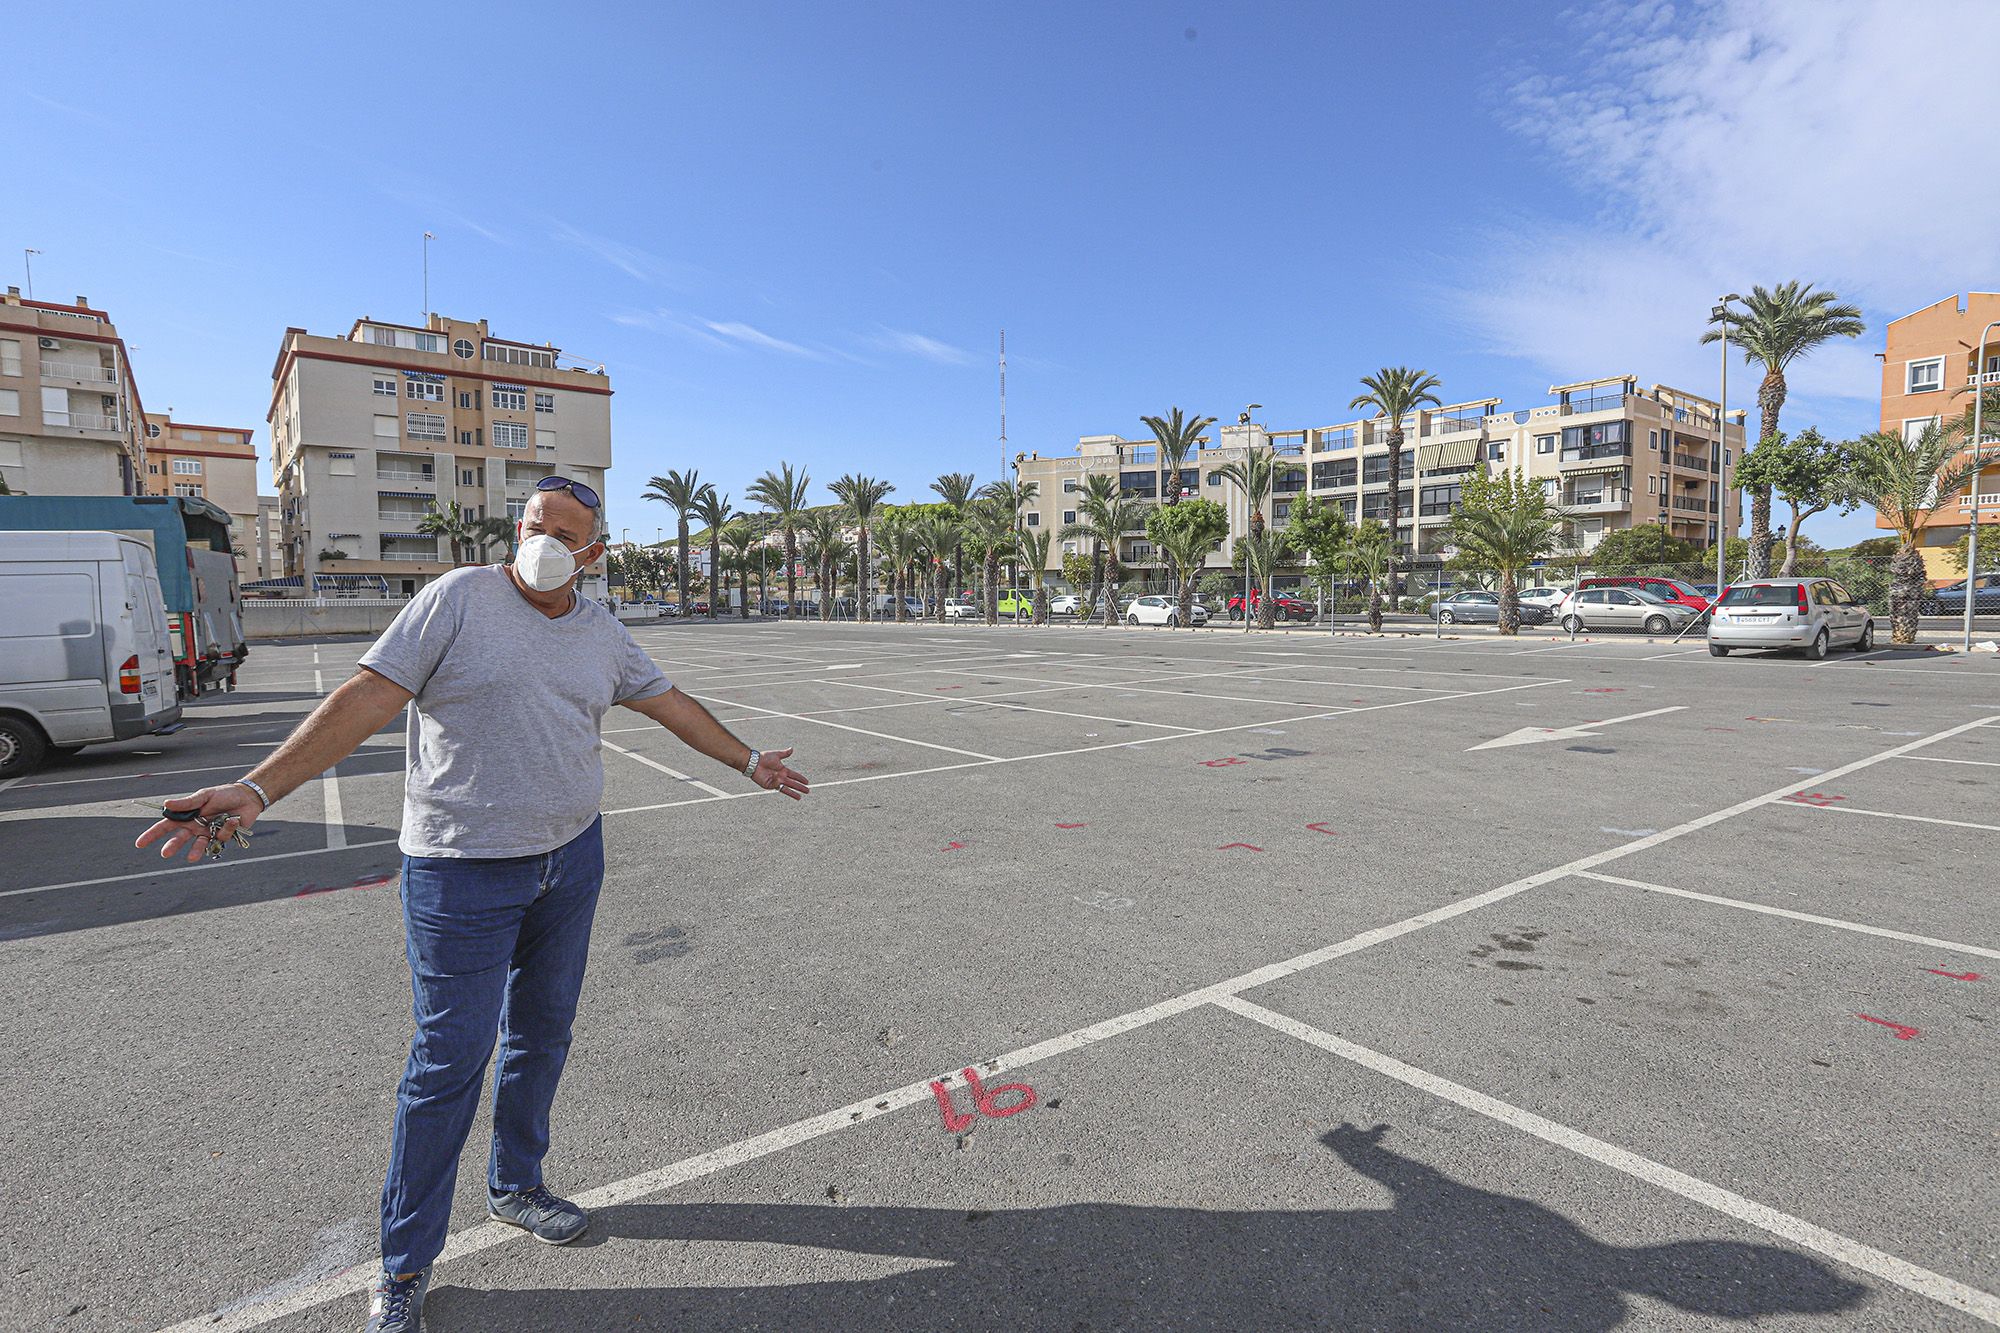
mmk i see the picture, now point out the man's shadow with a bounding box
[429,1123,1868,1330]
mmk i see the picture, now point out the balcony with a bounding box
[1671,452,1709,471]
[376,469,435,485]
[41,360,117,384]
[1559,445,1631,466]
[48,412,122,433]
[1428,414,1485,436]
[1563,392,1628,415]
[1953,492,2000,512]
[378,550,440,563]
[1560,494,1631,513]
[378,509,431,525]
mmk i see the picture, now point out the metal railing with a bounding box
[1429,414,1485,435]
[41,360,116,383]
[50,412,121,432]
[1560,444,1632,463]
[1671,452,1709,470]
[376,470,434,484]
[378,550,440,563]
[1564,393,1628,415]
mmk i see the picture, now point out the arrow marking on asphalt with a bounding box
[1470,706,1688,751]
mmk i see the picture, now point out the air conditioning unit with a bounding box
[38,337,59,350]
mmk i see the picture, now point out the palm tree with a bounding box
[1061,477,1144,628]
[876,511,922,622]
[720,517,759,620]
[977,477,1038,591]
[689,486,729,619]
[1703,283,1865,578]
[931,471,977,598]
[1139,407,1216,507]
[417,500,478,564]
[472,516,516,562]
[1215,447,1277,625]
[1342,521,1394,633]
[1156,522,1223,629]
[1442,476,1573,636]
[830,474,894,621]
[1236,529,1287,629]
[920,511,962,622]
[1016,524,1055,625]
[801,509,847,621]
[1849,423,1976,644]
[1349,367,1443,606]
[643,469,705,613]
[966,497,1015,624]
[747,463,812,617]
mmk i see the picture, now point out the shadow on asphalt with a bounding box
[428,1124,1867,1331]
[0,815,400,940]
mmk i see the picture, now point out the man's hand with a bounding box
[752,746,810,800]
[135,785,263,861]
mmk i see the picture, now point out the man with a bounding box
[135,476,809,1332]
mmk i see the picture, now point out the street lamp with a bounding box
[1240,403,1261,634]
[1712,293,1742,600]
[1965,320,2000,653]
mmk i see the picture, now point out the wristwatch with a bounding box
[743,749,762,779]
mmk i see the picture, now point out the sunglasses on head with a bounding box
[535,475,601,509]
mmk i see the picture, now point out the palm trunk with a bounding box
[1498,573,1520,636]
[857,529,871,622]
[1178,568,1196,629]
[1033,574,1049,626]
[1102,554,1121,628]
[784,532,798,615]
[984,550,1000,624]
[707,538,719,618]
[1384,427,1404,605]
[1367,584,1383,633]
[1085,550,1104,625]
[1746,370,1787,579]
[677,521,691,614]
[1889,541,1925,644]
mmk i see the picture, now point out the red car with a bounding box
[1226,591,1315,622]
[1577,576,1711,615]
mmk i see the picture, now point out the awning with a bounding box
[1561,463,1629,480]
[1418,438,1481,471]
[243,575,303,589]
[314,574,391,592]
[379,532,438,541]
[377,490,433,499]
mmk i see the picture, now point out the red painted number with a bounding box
[1200,757,1247,768]
[1305,823,1338,836]
[1787,793,1845,807]
[1217,842,1264,852]
[942,841,967,852]
[1054,822,1088,829]
[1924,968,1982,982]
[931,1067,1037,1132]
[1856,1013,1920,1040]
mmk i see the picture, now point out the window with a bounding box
[1537,434,1555,454]
[172,482,202,496]
[536,429,557,451]
[1903,416,1938,444]
[406,379,444,402]
[1063,479,1078,493]
[0,389,17,416]
[373,415,399,438]
[483,343,554,369]
[459,467,481,486]
[328,451,356,477]
[1419,483,1462,516]
[457,391,477,409]
[1062,510,1076,525]
[1486,442,1504,461]
[1649,430,1659,451]
[1647,476,1656,494]
[535,393,555,414]
[1906,357,1943,394]
[492,421,528,449]
[1313,459,1358,488]
[171,458,203,474]
[146,422,161,438]
[372,377,396,396]
[0,339,20,377]
[506,498,527,521]
[1025,512,1040,527]
[407,412,447,441]
[492,385,527,412]
[454,339,475,359]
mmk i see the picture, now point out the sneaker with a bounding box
[363,1268,428,1333]
[487,1183,589,1245]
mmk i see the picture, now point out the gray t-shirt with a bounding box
[358,565,673,858]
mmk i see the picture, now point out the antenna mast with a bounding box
[999,329,1008,481]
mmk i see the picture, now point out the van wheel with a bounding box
[1644,614,1671,635]
[0,717,48,778]
[1807,628,1830,660]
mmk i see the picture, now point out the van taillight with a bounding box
[119,655,142,694]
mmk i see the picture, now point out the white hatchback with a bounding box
[1123,594,1208,627]
[1708,578,1874,658]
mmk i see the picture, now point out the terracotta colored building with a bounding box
[139,414,260,564]
[1876,292,2000,577]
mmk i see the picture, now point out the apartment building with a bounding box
[1876,292,2000,577]
[268,313,612,596]
[0,287,148,498]
[1012,374,1744,579]
[139,414,260,557]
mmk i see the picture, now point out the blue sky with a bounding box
[10,1,1999,547]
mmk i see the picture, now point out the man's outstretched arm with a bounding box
[618,687,810,799]
[134,667,414,860]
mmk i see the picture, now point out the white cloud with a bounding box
[866,327,975,365]
[703,320,827,360]
[551,222,702,287]
[1452,0,2000,425]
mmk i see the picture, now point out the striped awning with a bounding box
[377,490,432,499]
[1418,438,1481,471]
[1562,463,1629,480]
[314,574,391,592]
[379,532,438,541]
[243,575,303,589]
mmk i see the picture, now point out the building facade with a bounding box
[268,314,613,596]
[1876,292,2000,577]
[0,288,149,498]
[139,414,260,559]
[1013,375,1743,581]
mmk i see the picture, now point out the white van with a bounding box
[0,530,182,776]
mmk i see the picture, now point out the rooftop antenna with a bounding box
[998,329,1007,480]
[23,249,41,300]
[422,232,435,322]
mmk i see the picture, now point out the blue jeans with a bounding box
[380,817,604,1275]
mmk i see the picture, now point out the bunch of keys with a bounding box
[163,804,252,859]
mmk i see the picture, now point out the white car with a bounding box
[1708,577,1874,658]
[1048,593,1081,616]
[1517,586,1569,613]
[942,598,981,620]
[1123,594,1208,628]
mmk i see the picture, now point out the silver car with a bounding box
[1556,586,1700,636]
[1707,578,1874,658]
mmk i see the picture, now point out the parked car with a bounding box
[1517,586,1569,613]
[1226,591,1316,622]
[758,597,791,616]
[1577,575,1712,616]
[1124,594,1209,628]
[0,530,183,776]
[996,589,1037,619]
[1707,578,1874,658]
[1048,593,1080,617]
[942,597,981,620]
[1923,573,2000,616]
[1432,590,1550,626]
[1556,586,1700,636]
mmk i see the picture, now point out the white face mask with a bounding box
[514,533,594,593]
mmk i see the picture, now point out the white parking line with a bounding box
[1214,996,2000,1328]
[166,709,2000,1333]
[1573,870,2000,960]
[830,679,1202,732]
[683,693,1002,761]
[1780,802,2000,835]
[1902,755,2000,769]
[0,838,401,901]
[601,739,729,796]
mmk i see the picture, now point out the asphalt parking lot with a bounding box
[3,619,1996,1331]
